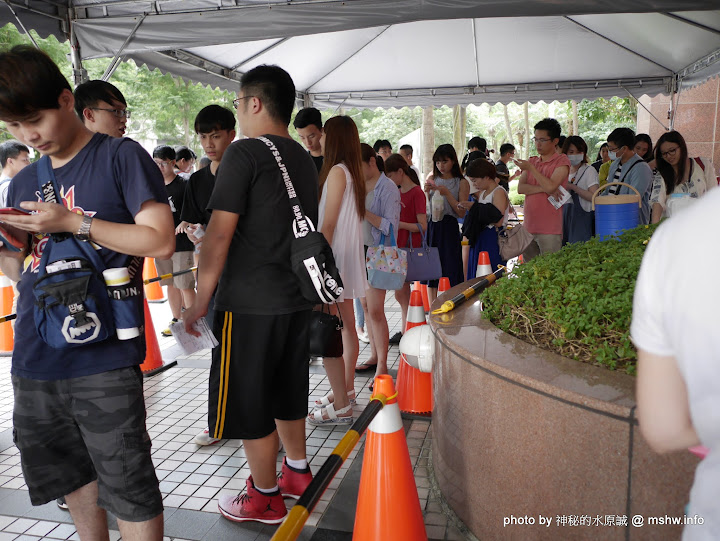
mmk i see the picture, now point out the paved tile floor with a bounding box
[0,293,469,540]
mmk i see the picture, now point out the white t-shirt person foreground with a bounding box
[631,188,720,541]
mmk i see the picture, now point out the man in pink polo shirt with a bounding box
[515,118,570,261]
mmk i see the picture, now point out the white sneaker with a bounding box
[357,330,370,343]
[193,428,221,446]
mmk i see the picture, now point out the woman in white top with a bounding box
[309,116,367,425]
[459,159,509,278]
[562,136,599,244]
[650,130,717,224]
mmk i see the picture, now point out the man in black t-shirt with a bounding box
[153,145,196,336]
[495,143,520,192]
[293,107,323,172]
[177,105,236,446]
[184,65,317,525]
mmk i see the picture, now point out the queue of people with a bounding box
[0,42,717,540]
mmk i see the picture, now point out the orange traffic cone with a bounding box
[438,277,450,294]
[0,270,13,355]
[396,289,433,417]
[420,283,430,313]
[143,258,166,303]
[476,251,492,278]
[353,375,427,541]
[140,298,176,377]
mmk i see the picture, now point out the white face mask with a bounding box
[568,154,584,166]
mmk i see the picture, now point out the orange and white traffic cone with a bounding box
[476,251,492,278]
[353,375,427,541]
[0,270,13,355]
[420,283,430,313]
[396,289,433,417]
[143,258,166,303]
[140,298,176,377]
[438,277,450,294]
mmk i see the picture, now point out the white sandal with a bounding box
[313,390,356,408]
[307,403,353,426]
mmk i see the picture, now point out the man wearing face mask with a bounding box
[602,128,653,224]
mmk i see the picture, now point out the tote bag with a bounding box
[404,223,442,282]
[497,223,535,261]
[366,224,407,290]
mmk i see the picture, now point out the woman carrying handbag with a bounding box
[384,153,429,339]
[354,145,401,382]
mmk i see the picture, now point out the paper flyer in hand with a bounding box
[547,186,571,209]
[170,318,218,355]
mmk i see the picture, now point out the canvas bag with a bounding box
[32,156,115,348]
[404,223,442,282]
[258,136,344,304]
[366,224,407,290]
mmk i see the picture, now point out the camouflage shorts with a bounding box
[12,366,163,522]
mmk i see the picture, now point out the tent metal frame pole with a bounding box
[304,26,391,92]
[3,0,40,48]
[669,76,683,130]
[69,17,89,87]
[563,16,673,73]
[101,13,146,81]
[662,13,720,37]
[156,49,243,84]
[622,85,668,131]
[3,1,65,21]
[230,37,289,71]
[471,19,480,88]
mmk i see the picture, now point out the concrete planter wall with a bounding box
[429,280,699,540]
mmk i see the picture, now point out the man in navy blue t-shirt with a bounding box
[0,46,174,540]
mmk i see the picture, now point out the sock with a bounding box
[254,484,279,495]
[286,457,309,471]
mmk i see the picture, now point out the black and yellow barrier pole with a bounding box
[271,390,397,541]
[0,313,16,324]
[431,266,505,315]
[143,266,197,285]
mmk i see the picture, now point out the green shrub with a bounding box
[480,223,661,375]
[508,181,525,206]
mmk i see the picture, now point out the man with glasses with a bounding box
[74,80,130,139]
[603,128,653,224]
[516,118,570,261]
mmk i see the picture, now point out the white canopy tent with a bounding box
[1,1,720,109]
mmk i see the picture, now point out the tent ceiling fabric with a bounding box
[1,1,720,107]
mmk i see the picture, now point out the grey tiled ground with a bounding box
[0,292,467,540]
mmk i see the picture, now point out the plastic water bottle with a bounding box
[103,267,142,340]
[666,193,694,218]
[431,190,445,222]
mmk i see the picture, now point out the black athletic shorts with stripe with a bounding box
[209,310,311,440]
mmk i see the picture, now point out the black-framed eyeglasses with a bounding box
[232,96,256,109]
[90,107,131,119]
[531,137,551,144]
[607,145,624,153]
[661,146,680,159]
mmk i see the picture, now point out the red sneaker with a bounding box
[218,478,287,524]
[277,458,313,499]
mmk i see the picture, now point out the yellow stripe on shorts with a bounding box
[214,312,231,439]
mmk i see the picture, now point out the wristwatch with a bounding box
[76,215,93,241]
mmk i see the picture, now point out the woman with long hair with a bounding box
[634,133,654,163]
[424,144,468,301]
[308,115,367,425]
[383,153,427,342]
[353,144,400,381]
[649,130,717,223]
[459,158,509,278]
[562,136,599,244]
